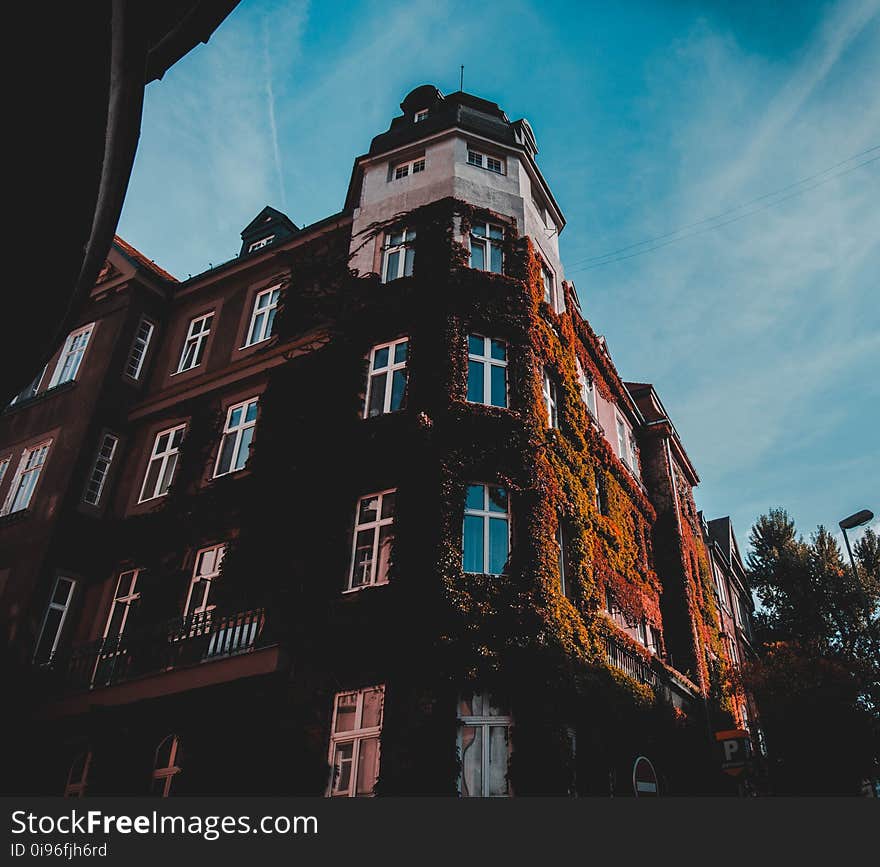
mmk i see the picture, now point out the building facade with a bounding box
[1,85,759,797]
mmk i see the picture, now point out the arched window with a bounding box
[64,751,91,797]
[151,735,182,797]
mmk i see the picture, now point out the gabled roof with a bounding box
[239,205,300,256]
[707,516,744,570]
[240,205,298,237]
[113,236,178,283]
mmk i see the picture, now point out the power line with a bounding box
[565,145,880,272]
[566,154,879,274]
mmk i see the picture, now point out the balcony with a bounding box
[39,608,282,716]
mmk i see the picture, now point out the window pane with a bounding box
[488,486,508,513]
[234,426,254,470]
[468,334,485,356]
[380,492,396,519]
[393,340,408,364]
[332,742,354,794]
[462,515,485,573]
[334,694,357,732]
[352,530,375,586]
[361,688,384,728]
[465,484,485,511]
[356,737,380,795]
[245,401,258,423]
[372,347,389,371]
[52,578,74,605]
[367,372,387,417]
[142,460,161,499]
[216,433,236,475]
[376,525,393,584]
[35,608,64,663]
[106,602,126,639]
[390,369,407,411]
[470,240,485,270]
[489,225,503,240]
[467,361,484,403]
[359,496,379,523]
[489,339,506,361]
[488,518,509,575]
[489,243,503,274]
[487,726,509,795]
[460,726,482,797]
[157,453,178,495]
[490,364,507,408]
[404,247,415,277]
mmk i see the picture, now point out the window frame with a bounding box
[183,544,226,620]
[457,693,513,797]
[64,751,92,798]
[575,357,598,420]
[125,318,155,381]
[33,575,76,664]
[138,424,186,503]
[467,149,505,175]
[363,337,409,418]
[391,156,426,180]
[83,433,119,506]
[244,285,281,347]
[466,335,508,408]
[213,397,258,478]
[0,456,9,489]
[48,323,94,388]
[151,735,182,798]
[327,685,385,798]
[347,489,396,592]
[381,228,416,282]
[414,109,429,123]
[543,369,559,429]
[175,312,214,374]
[247,235,275,253]
[1,440,51,515]
[462,483,511,576]
[539,259,557,310]
[469,222,504,274]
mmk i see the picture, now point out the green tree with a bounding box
[744,510,879,794]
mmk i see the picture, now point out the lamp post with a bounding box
[839,509,874,584]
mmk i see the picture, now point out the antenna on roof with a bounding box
[460,64,464,92]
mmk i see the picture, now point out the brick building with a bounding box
[1,85,758,797]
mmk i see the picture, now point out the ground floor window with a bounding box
[328,685,384,797]
[151,734,182,797]
[457,693,512,797]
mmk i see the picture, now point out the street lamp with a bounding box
[839,509,875,584]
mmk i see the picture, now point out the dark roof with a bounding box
[708,516,744,568]
[113,236,178,283]
[240,205,299,256]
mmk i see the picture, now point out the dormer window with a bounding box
[392,157,426,180]
[248,235,275,253]
[414,109,429,123]
[467,149,505,174]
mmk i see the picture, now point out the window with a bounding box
[458,693,512,797]
[183,545,225,619]
[49,324,93,387]
[713,562,728,607]
[637,617,648,646]
[214,398,258,477]
[328,686,384,797]
[540,262,556,308]
[575,358,598,419]
[737,595,752,637]
[463,484,510,575]
[247,235,275,253]
[364,338,408,417]
[727,635,740,667]
[470,222,503,273]
[467,150,505,174]
[467,335,507,408]
[33,576,75,665]
[9,365,47,405]
[594,475,606,515]
[125,319,155,380]
[64,752,91,798]
[414,109,429,123]
[616,415,631,465]
[138,425,185,502]
[556,520,570,599]
[543,369,559,428]
[93,569,140,685]
[629,435,641,479]
[392,157,426,179]
[348,490,395,590]
[1,441,51,515]
[151,735,182,797]
[0,457,8,487]
[83,434,118,505]
[382,229,416,281]
[245,286,280,346]
[176,313,213,372]
[647,625,661,655]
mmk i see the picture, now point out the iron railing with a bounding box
[49,607,270,694]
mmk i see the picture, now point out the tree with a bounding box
[744,510,879,794]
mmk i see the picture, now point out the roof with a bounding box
[113,236,178,283]
[707,516,745,571]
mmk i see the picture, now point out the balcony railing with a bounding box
[48,607,270,694]
[604,634,658,688]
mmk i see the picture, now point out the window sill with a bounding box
[341,582,389,595]
[3,381,76,415]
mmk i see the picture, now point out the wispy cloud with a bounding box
[263,15,287,210]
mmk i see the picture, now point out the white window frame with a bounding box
[713,562,728,608]
[213,398,258,478]
[467,149,505,175]
[183,544,226,619]
[629,434,641,479]
[463,483,511,575]
[363,337,408,418]
[616,414,633,468]
[347,489,396,591]
[467,335,508,408]
[469,222,504,274]
[83,433,119,506]
[457,693,513,797]
[248,235,275,253]
[138,424,185,503]
[0,456,9,488]
[381,229,416,282]
[101,569,141,641]
[392,157,426,180]
[64,751,92,798]
[327,685,384,797]
[1,440,51,515]
[175,312,213,373]
[33,575,76,664]
[414,109,429,123]
[728,635,740,667]
[244,285,281,347]
[543,369,559,428]
[556,520,568,598]
[48,324,94,388]
[539,260,556,310]
[152,735,182,798]
[575,357,598,420]
[125,319,155,380]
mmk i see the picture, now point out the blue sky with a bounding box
[118,0,880,553]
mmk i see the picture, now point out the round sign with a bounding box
[632,756,659,797]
